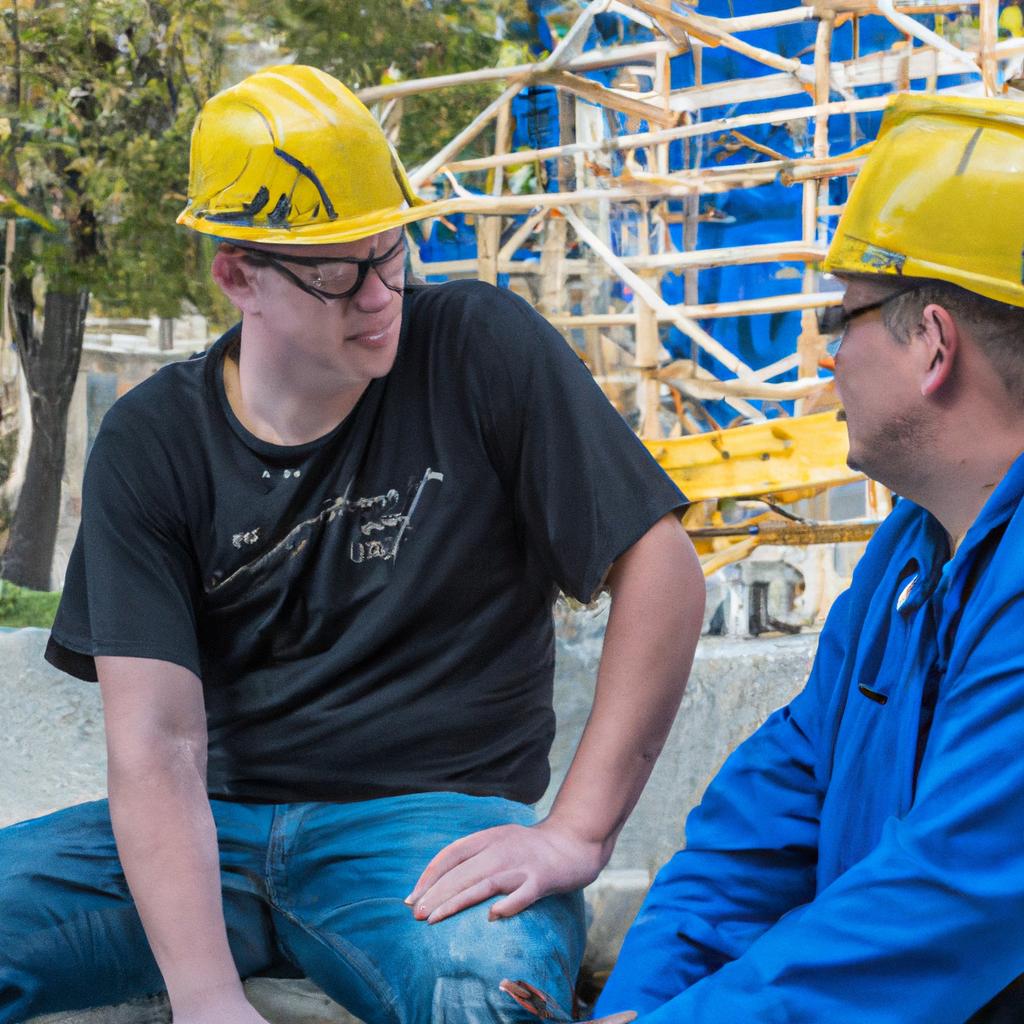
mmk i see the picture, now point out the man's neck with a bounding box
[222,338,366,447]
[910,444,1023,553]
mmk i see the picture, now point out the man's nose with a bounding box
[351,266,395,312]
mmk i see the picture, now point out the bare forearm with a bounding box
[108,749,243,1013]
[97,655,251,1019]
[546,516,705,848]
[406,516,704,922]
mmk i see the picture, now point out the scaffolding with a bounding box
[354,0,1020,615]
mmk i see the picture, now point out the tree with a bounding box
[244,0,531,169]
[0,0,531,589]
[0,0,228,589]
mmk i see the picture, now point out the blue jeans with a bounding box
[0,793,586,1023]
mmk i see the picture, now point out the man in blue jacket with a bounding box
[596,93,1024,1023]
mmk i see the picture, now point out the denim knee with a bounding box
[417,891,586,1022]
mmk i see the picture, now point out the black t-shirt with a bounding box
[47,280,686,805]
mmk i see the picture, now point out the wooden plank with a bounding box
[534,70,679,128]
[443,96,890,176]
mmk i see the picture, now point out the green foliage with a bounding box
[1,0,230,318]
[2,1,539,316]
[244,0,533,169]
[0,580,60,628]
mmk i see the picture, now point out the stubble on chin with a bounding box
[845,410,934,493]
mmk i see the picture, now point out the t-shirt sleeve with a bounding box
[46,400,202,681]
[458,283,687,602]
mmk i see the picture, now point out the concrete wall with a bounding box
[2,609,817,1022]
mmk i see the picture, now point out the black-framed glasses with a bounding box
[818,286,922,357]
[231,234,406,304]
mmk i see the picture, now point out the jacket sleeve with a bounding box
[595,590,848,1017]
[615,590,1024,1024]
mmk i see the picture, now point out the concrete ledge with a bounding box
[3,607,817,1020]
[30,979,356,1024]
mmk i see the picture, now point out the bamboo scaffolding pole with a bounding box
[619,240,828,271]
[628,0,814,82]
[539,220,568,318]
[411,152,862,221]
[659,370,829,401]
[442,96,890,178]
[394,4,999,431]
[534,69,678,127]
[668,288,841,317]
[455,147,864,202]
[979,0,999,95]
[668,41,1005,111]
[626,0,811,79]
[823,0,984,13]
[497,208,548,262]
[996,36,1024,59]
[797,11,835,415]
[537,0,615,74]
[751,352,802,382]
[455,138,858,200]
[636,202,663,437]
[476,102,512,286]
[656,0,673,176]
[680,42,705,343]
[357,1,981,109]
[630,4,677,437]
[409,0,614,190]
[717,7,817,31]
[561,207,761,385]
[409,83,522,190]
[357,42,681,104]
[409,239,831,279]
[876,0,983,76]
[607,0,659,32]
[545,290,841,328]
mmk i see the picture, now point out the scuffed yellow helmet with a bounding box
[177,65,448,245]
[824,92,1024,308]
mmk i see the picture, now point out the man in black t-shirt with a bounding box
[0,66,703,1024]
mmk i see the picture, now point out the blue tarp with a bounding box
[416,0,976,424]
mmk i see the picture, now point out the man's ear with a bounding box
[918,303,959,397]
[211,246,262,315]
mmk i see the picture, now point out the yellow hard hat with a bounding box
[177,65,449,245]
[824,92,1024,308]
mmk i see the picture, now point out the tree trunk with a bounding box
[2,287,89,590]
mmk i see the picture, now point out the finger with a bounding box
[423,875,507,924]
[584,1013,638,1024]
[488,879,540,920]
[412,849,509,918]
[405,830,494,904]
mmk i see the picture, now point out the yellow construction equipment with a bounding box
[643,410,882,577]
[643,410,859,503]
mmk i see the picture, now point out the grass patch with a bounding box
[0,581,60,628]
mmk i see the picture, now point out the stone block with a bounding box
[28,979,358,1024]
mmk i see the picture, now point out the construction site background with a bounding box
[5,0,1022,635]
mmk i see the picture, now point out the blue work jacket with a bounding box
[598,453,1024,1023]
